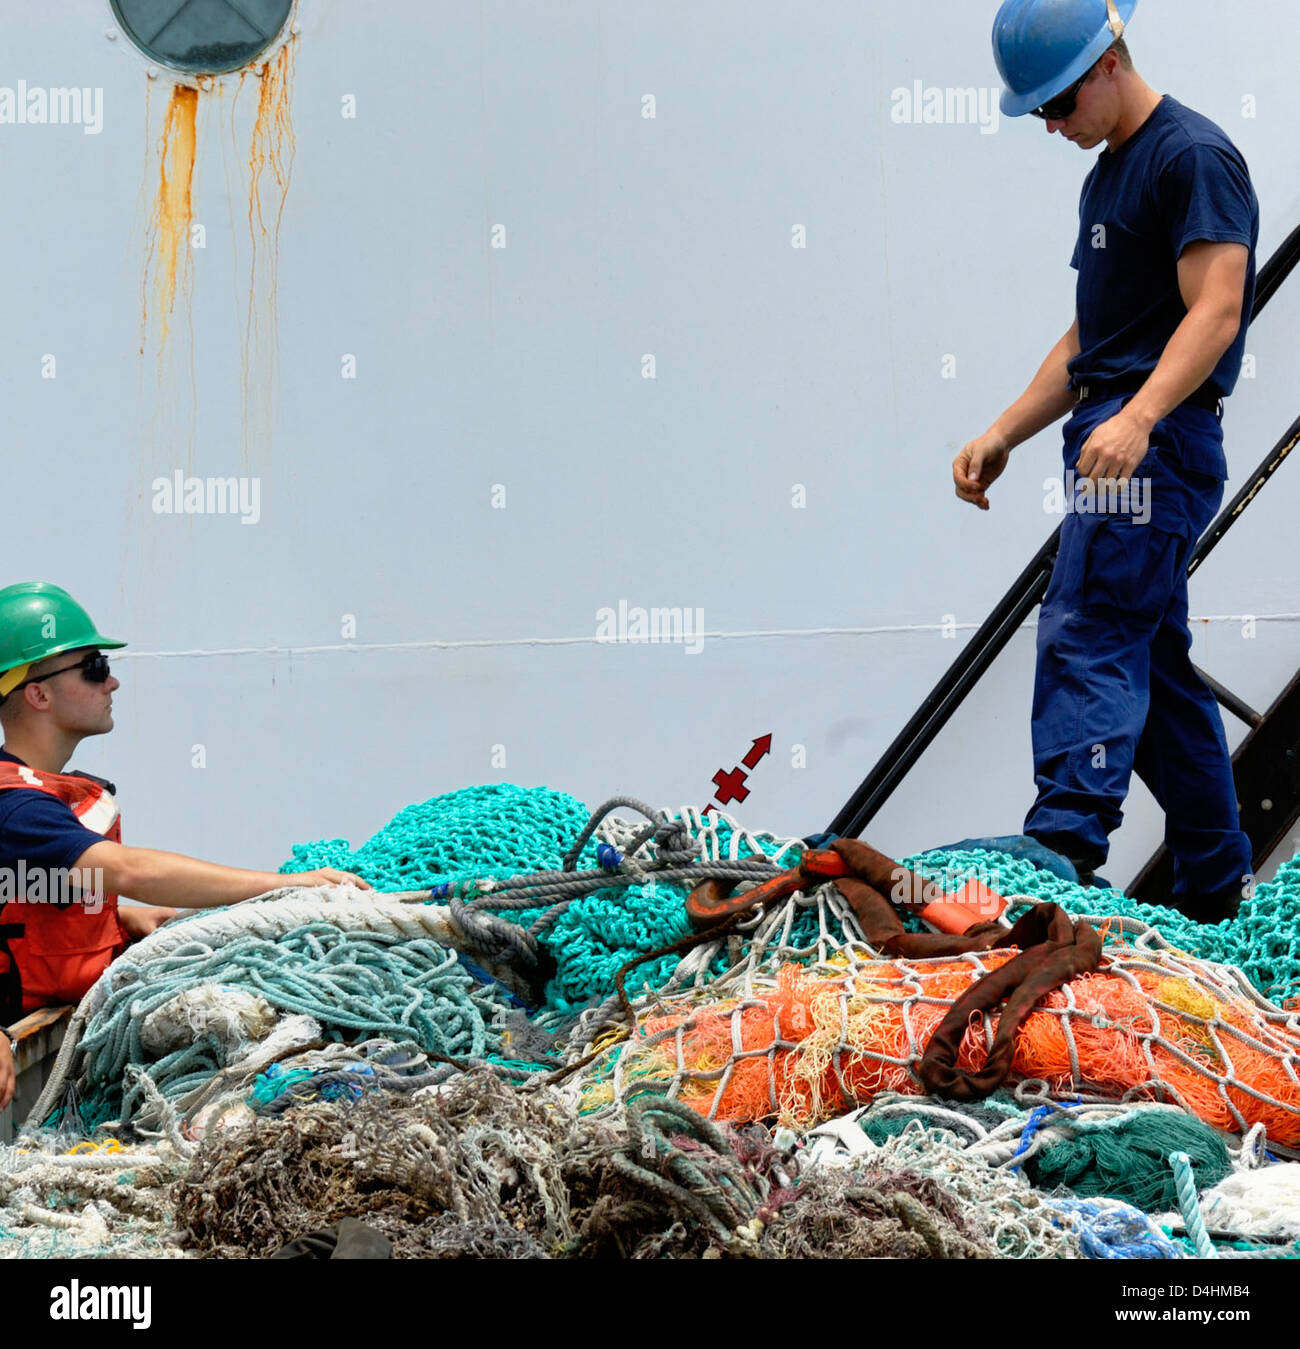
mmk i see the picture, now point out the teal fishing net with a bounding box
[281,783,601,887]
[281,784,799,1010]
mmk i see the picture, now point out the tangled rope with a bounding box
[850,1094,1231,1212]
[168,1069,1037,1260]
[38,923,526,1131]
[174,1070,583,1259]
[283,785,804,1012]
[0,1136,188,1259]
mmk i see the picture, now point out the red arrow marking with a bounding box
[712,767,750,804]
[742,733,772,770]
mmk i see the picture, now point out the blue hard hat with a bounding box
[993,0,1138,117]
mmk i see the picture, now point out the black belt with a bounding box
[1073,380,1224,415]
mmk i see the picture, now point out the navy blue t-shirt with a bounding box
[1068,96,1258,399]
[0,748,107,879]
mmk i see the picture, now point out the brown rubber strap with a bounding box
[827,839,1007,956]
[915,905,1102,1100]
[831,875,1010,957]
[826,838,1103,1101]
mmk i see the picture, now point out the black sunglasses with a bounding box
[11,651,112,693]
[1031,66,1095,121]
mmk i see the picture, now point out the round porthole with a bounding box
[109,0,294,75]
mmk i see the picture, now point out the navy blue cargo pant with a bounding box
[1023,394,1254,904]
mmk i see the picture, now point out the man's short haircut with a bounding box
[0,652,67,720]
[1110,37,1133,70]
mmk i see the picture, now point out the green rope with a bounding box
[1170,1150,1217,1259]
[73,923,522,1125]
[1025,1111,1232,1212]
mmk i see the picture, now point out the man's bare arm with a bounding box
[74,839,370,908]
[1124,241,1248,430]
[0,1034,14,1110]
[1077,241,1248,483]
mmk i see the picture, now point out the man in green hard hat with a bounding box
[0,582,368,1109]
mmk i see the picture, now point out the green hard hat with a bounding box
[0,582,126,695]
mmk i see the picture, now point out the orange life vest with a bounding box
[0,761,128,1020]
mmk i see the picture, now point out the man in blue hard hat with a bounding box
[951,0,1258,922]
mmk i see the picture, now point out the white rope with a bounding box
[1198,1162,1300,1240]
[111,612,1300,665]
[1,1148,163,1174]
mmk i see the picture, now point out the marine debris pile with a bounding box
[4,783,1300,1260]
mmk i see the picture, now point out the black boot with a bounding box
[1023,832,1104,889]
[1170,885,1242,925]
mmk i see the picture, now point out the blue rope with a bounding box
[1010,1104,1057,1169]
[1047,1198,1184,1260]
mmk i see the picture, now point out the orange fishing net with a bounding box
[585,941,1300,1144]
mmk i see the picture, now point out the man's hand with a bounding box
[117,904,178,941]
[953,431,1012,511]
[1076,406,1153,485]
[0,1034,14,1111]
[288,868,372,890]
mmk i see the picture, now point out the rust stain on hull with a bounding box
[137,38,297,467]
[249,44,296,296]
[243,42,297,464]
[143,83,199,356]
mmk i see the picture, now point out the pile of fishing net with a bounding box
[168,1068,1153,1259]
[30,788,1300,1154]
[11,783,1300,1260]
